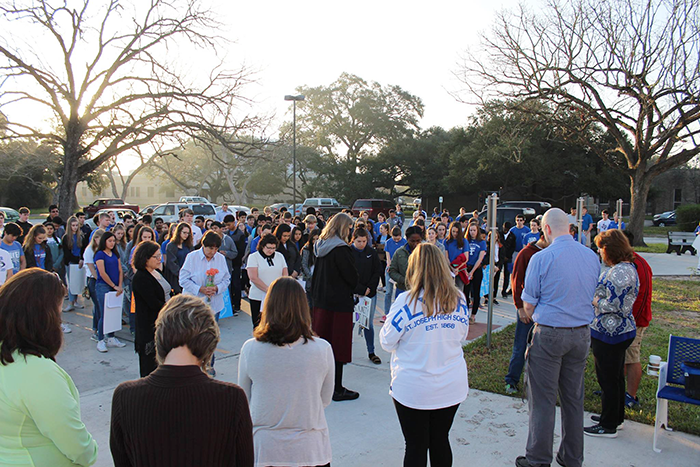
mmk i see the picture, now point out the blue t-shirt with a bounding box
[445,238,469,263]
[0,241,24,273]
[509,226,531,253]
[373,221,387,240]
[160,239,170,263]
[33,244,47,270]
[94,250,120,286]
[385,238,407,260]
[608,221,626,230]
[523,231,540,245]
[466,239,487,266]
[250,236,261,254]
[70,234,81,258]
[582,213,593,231]
[695,225,700,235]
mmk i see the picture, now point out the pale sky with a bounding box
[214,0,519,131]
[1,0,521,170]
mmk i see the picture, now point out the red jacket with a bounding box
[511,242,544,309]
[632,253,652,327]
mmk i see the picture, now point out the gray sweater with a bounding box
[238,337,334,467]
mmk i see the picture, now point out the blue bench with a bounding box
[653,335,700,452]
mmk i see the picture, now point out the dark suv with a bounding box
[351,199,394,220]
[498,200,552,216]
[477,206,537,229]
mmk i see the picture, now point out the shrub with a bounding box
[676,203,700,232]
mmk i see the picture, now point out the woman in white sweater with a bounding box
[238,276,334,467]
[380,243,470,467]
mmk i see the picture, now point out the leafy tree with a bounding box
[456,0,700,244]
[293,72,424,172]
[0,0,263,219]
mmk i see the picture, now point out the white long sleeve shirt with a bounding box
[179,249,231,314]
[380,290,470,410]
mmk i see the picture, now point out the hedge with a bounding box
[676,203,700,231]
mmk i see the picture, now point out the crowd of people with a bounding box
[0,200,663,467]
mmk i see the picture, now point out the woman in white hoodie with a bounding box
[380,243,470,467]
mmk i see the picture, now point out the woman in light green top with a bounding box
[0,269,98,467]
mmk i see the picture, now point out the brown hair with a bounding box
[595,229,635,265]
[0,269,65,365]
[22,224,46,251]
[154,295,219,371]
[254,277,314,346]
[172,222,193,248]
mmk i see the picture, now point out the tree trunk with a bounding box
[628,169,653,247]
[56,159,79,220]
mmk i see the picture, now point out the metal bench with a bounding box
[665,232,697,255]
[653,335,700,452]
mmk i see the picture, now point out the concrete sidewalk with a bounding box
[61,249,699,466]
[64,297,699,467]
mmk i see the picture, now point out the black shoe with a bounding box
[332,388,360,401]
[555,453,566,467]
[591,414,624,429]
[368,353,382,364]
[492,299,499,305]
[515,456,545,467]
[584,424,617,438]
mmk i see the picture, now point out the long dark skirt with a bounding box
[312,307,353,363]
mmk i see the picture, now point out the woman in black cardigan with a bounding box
[311,213,359,401]
[131,241,171,377]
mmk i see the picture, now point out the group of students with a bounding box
[0,205,476,467]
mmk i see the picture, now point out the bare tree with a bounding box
[455,0,700,244]
[0,0,263,219]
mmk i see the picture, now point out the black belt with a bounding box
[535,323,588,330]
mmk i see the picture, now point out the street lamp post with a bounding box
[284,94,305,217]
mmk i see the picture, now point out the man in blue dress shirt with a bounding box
[515,208,600,467]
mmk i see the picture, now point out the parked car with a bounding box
[218,205,250,216]
[498,200,552,216]
[150,202,217,224]
[653,210,676,227]
[268,202,291,212]
[140,204,160,214]
[477,206,537,229]
[179,196,211,204]
[351,199,394,220]
[84,198,140,217]
[85,209,138,229]
[0,207,20,223]
[295,198,348,218]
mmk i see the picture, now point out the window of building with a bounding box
[135,187,141,197]
[148,187,154,197]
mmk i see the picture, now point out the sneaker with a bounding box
[332,388,360,401]
[624,392,640,409]
[591,414,624,430]
[515,456,537,467]
[106,337,126,348]
[492,298,499,305]
[73,302,84,309]
[233,309,240,317]
[379,316,386,324]
[584,424,617,438]
[63,304,75,312]
[96,340,108,353]
[505,383,518,395]
[555,453,566,467]
[90,332,99,342]
[61,324,72,333]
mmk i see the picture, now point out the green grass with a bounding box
[643,225,675,237]
[463,278,700,436]
[634,243,668,254]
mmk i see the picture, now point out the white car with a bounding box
[219,205,250,216]
[85,209,138,229]
[179,196,211,204]
[151,202,217,224]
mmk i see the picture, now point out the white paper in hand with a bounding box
[68,264,86,295]
[103,291,122,335]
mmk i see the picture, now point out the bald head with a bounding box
[542,208,570,240]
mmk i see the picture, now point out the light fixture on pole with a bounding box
[284,94,305,217]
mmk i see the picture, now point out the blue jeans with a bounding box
[363,295,378,354]
[505,318,534,387]
[211,312,220,367]
[230,265,242,310]
[88,278,99,332]
[95,282,116,341]
[383,270,395,315]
